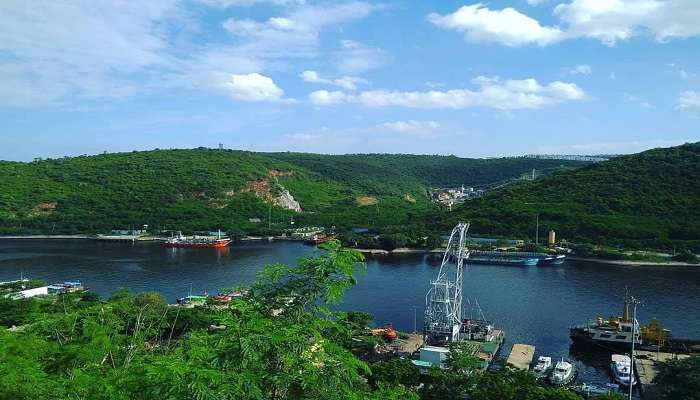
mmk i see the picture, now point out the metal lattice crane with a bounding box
[424,222,470,345]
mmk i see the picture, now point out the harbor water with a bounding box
[1,239,699,386]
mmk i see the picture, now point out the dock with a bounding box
[506,344,535,371]
[634,350,690,399]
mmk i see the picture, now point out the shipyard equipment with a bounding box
[424,222,470,345]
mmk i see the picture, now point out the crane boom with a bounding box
[424,222,470,345]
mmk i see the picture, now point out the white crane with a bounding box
[424,222,470,345]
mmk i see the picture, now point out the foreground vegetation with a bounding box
[0,243,639,399]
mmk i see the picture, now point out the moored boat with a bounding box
[610,354,637,387]
[163,230,231,249]
[570,289,671,353]
[467,251,539,266]
[549,359,577,386]
[574,382,620,398]
[532,356,553,379]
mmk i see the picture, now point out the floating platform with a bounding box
[507,344,536,371]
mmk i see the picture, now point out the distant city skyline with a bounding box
[1,0,699,161]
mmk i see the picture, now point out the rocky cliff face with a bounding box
[276,190,302,212]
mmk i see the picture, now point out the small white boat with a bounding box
[611,354,637,386]
[532,356,553,379]
[550,359,577,386]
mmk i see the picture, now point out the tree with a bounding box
[369,358,420,389]
[654,356,700,400]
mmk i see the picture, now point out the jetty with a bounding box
[506,344,535,371]
[634,350,690,399]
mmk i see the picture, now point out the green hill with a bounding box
[438,142,700,251]
[0,149,585,235]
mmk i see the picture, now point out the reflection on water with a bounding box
[1,239,698,388]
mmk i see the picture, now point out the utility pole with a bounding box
[629,296,640,400]
[413,306,417,333]
[535,214,539,245]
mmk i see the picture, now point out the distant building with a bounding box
[248,218,262,223]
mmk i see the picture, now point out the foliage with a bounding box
[437,142,700,251]
[0,148,587,236]
[654,355,700,400]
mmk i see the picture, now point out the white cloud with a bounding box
[0,0,377,107]
[427,4,564,47]
[299,70,368,90]
[221,73,289,102]
[309,76,586,110]
[554,0,700,46]
[334,40,390,74]
[381,120,440,133]
[198,0,304,7]
[677,91,700,111]
[563,64,592,75]
[430,1,700,47]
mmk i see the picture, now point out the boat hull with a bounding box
[570,328,642,353]
[163,240,231,249]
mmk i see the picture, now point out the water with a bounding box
[2,239,699,386]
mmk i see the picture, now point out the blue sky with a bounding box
[1,0,699,161]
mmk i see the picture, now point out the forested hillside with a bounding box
[0,149,584,235]
[437,142,700,251]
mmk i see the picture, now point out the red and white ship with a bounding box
[163,230,231,249]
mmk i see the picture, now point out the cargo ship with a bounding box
[163,230,231,248]
[467,251,540,266]
[466,251,566,266]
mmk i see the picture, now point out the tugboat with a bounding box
[549,359,577,386]
[570,289,670,352]
[163,230,231,249]
[611,354,637,387]
[532,356,553,380]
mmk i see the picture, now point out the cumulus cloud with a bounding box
[309,76,586,110]
[554,0,700,46]
[299,70,368,90]
[430,1,700,47]
[221,73,289,102]
[0,0,377,107]
[677,91,700,111]
[427,4,564,47]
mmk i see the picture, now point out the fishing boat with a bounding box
[304,233,334,245]
[163,230,231,249]
[532,356,553,379]
[549,359,577,386]
[611,354,637,386]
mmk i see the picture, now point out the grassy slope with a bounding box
[0,149,587,235]
[440,142,700,250]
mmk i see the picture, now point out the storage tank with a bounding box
[548,230,556,246]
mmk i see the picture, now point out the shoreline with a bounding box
[567,256,698,267]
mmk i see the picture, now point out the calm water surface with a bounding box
[2,239,699,385]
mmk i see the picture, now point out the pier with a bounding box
[506,344,535,371]
[634,350,690,399]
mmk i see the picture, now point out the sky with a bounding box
[1,0,699,161]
